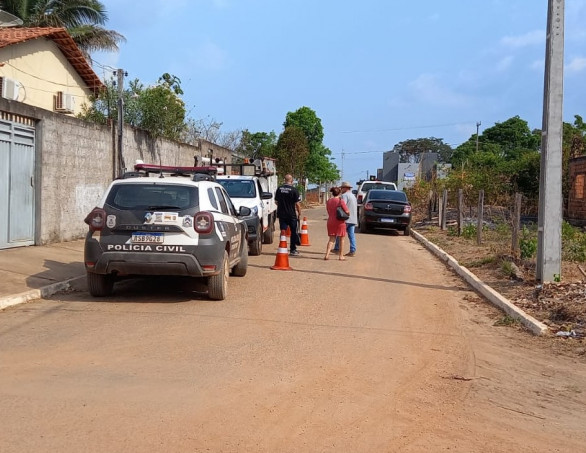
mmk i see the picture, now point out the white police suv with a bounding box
[83,163,251,300]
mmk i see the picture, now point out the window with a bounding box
[575,173,585,199]
[106,184,198,210]
[208,187,218,210]
[215,187,229,214]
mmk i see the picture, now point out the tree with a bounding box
[481,116,540,160]
[1,0,125,57]
[283,106,336,183]
[274,126,309,178]
[136,73,186,140]
[391,137,453,163]
[79,73,187,141]
[236,130,277,159]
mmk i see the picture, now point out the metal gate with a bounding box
[0,118,35,249]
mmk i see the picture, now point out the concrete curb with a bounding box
[411,229,549,336]
[0,275,85,311]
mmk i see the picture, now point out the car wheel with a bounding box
[208,251,229,300]
[263,219,274,244]
[249,225,262,256]
[404,225,411,236]
[232,242,248,277]
[86,272,114,297]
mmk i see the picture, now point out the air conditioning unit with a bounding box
[54,91,75,113]
[0,76,20,100]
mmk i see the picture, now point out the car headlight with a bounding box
[251,206,258,216]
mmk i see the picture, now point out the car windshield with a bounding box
[367,190,407,202]
[218,180,256,198]
[361,182,395,191]
[105,183,198,210]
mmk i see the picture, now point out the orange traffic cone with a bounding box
[271,230,292,270]
[285,226,291,237]
[300,217,311,246]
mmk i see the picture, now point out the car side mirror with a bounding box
[261,192,273,200]
[239,206,252,216]
[352,190,357,195]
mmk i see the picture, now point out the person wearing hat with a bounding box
[332,181,358,256]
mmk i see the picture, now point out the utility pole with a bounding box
[115,69,126,177]
[537,0,564,282]
[475,121,481,152]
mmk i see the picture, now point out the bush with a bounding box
[519,225,538,259]
[462,223,477,239]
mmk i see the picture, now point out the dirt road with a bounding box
[1,207,585,452]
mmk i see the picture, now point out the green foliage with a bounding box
[3,0,125,57]
[79,73,186,141]
[282,107,336,183]
[500,260,516,278]
[561,222,586,262]
[274,126,309,178]
[236,130,277,159]
[462,223,477,239]
[519,226,538,259]
[391,137,453,163]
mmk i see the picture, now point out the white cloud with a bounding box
[501,30,544,48]
[566,57,586,74]
[407,74,471,108]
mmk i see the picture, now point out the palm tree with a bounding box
[0,0,125,58]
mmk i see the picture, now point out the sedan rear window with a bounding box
[367,190,407,202]
[105,184,199,210]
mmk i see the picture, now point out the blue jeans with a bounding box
[334,223,356,252]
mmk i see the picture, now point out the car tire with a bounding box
[232,242,248,277]
[263,219,274,244]
[87,272,114,297]
[208,251,229,300]
[404,225,411,236]
[249,225,262,256]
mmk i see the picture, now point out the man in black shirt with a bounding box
[274,174,302,256]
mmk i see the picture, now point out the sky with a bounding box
[93,0,586,185]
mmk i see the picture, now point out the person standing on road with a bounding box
[324,186,349,261]
[275,174,302,256]
[332,181,358,256]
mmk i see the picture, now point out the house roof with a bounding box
[0,27,105,94]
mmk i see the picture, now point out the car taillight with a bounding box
[358,195,363,204]
[194,211,214,234]
[84,207,107,231]
[404,205,412,214]
[364,202,373,211]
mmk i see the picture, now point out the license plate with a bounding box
[381,218,395,223]
[131,232,164,243]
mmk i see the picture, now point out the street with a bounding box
[1,207,585,453]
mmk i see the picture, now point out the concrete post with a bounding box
[537,0,564,282]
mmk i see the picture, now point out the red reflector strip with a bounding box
[202,265,216,271]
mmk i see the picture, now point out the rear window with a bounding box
[368,190,407,202]
[105,183,198,210]
[361,182,396,192]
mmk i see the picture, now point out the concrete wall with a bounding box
[568,156,586,221]
[0,98,232,245]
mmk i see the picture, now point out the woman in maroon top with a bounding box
[324,186,350,260]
